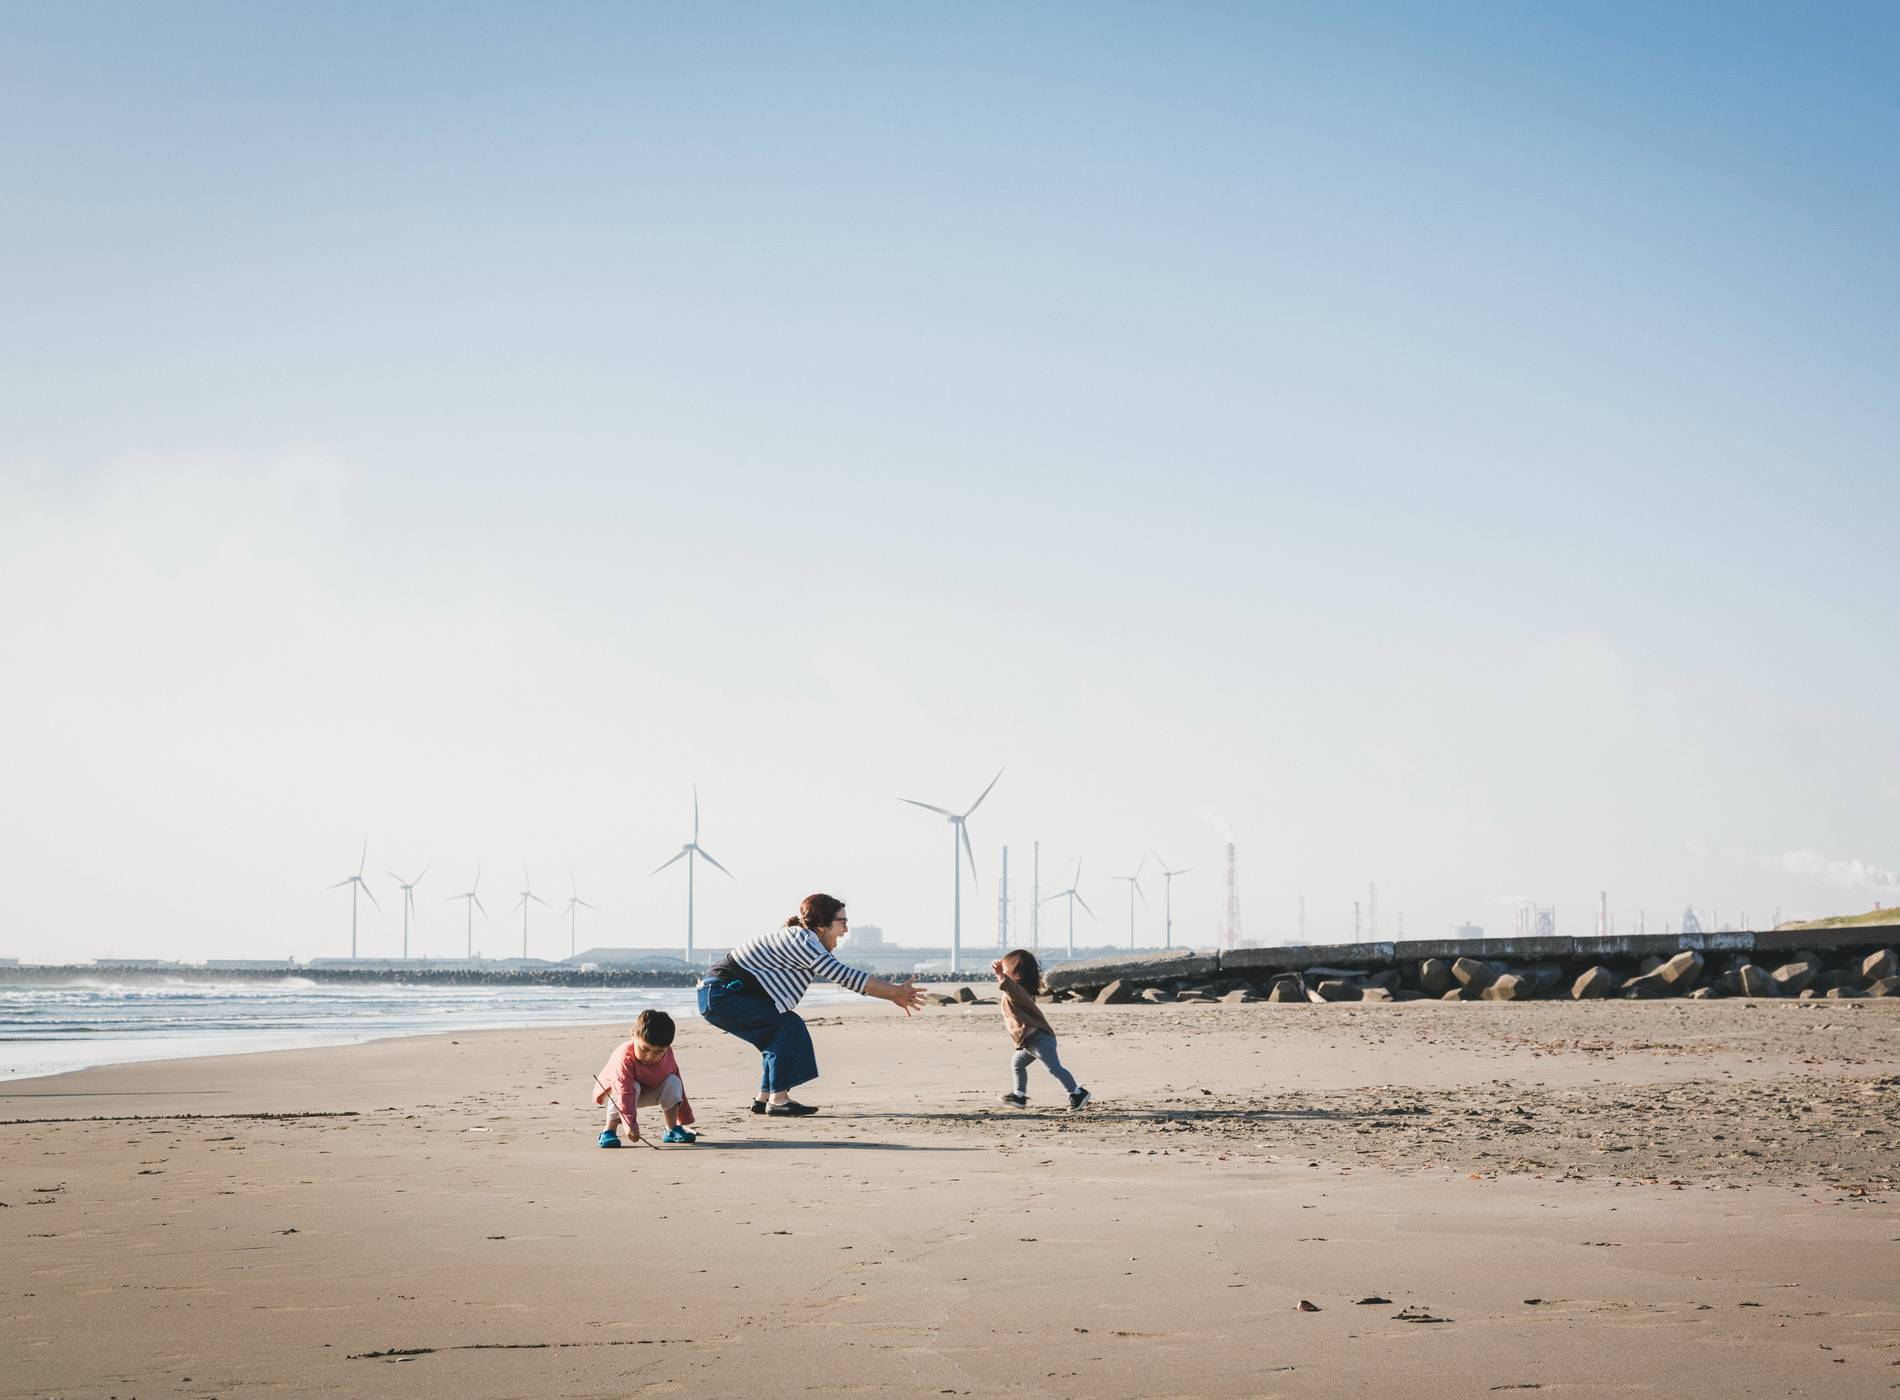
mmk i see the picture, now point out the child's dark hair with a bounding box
[635,1008,675,1047]
[786,892,846,931]
[1001,948,1043,996]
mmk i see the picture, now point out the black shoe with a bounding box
[1068,1088,1092,1111]
[750,1099,768,1114]
[999,1092,1027,1107]
[765,1100,819,1117]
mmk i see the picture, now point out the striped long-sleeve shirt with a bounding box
[729,925,872,1013]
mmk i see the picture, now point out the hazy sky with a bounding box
[3,4,1897,963]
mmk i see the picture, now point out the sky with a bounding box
[2,3,1897,964]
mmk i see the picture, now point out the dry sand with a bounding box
[4,996,1898,1398]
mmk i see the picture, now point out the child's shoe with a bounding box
[1068,1088,1092,1111]
[999,1092,1027,1107]
[597,1129,622,1148]
[662,1125,697,1145]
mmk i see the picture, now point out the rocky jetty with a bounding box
[1041,925,1900,1005]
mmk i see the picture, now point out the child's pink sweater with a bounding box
[592,1040,696,1134]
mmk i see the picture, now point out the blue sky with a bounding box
[3,4,1896,961]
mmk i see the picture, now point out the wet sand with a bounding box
[3,996,1897,1398]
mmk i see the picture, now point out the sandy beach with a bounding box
[4,995,1898,1399]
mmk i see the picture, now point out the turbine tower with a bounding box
[328,838,380,958]
[1111,854,1148,950]
[1148,851,1194,950]
[385,865,428,960]
[446,861,489,959]
[511,863,549,960]
[651,786,733,965]
[554,872,600,960]
[1041,855,1095,959]
[899,767,1003,976]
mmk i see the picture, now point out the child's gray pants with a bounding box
[1012,1031,1078,1096]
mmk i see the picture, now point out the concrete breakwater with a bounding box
[1043,923,1900,1004]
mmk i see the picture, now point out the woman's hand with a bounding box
[878,977,929,1016]
[989,958,1007,982]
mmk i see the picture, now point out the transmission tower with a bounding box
[1222,842,1241,949]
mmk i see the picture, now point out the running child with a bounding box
[991,950,1090,1110]
[592,1008,697,1146]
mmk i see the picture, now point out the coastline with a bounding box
[4,997,1897,1398]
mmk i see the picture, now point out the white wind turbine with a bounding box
[1041,855,1097,960]
[446,861,489,959]
[554,871,600,961]
[1148,851,1194,950]
[511,863,550,960]
[650,787,733,965]
[328,838,380,958]
[900,768,1003,975]
[386,865,428,960]
[1111,853,1148,949]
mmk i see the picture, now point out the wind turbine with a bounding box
[511,863,549,960]
[446,861,489,959]
[1111,853,1148,950]
[650,786,733,965]
[900,767,1003,976]
[1148,851,1194,950]
[385,865,428,960]
[1041,855,1096,959]
[328,838,380,958]
[554,871,600,961]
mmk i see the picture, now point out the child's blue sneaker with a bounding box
[597,1129,622,1148]
[662,1125,697,1145]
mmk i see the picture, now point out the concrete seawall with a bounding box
[1044,923,1900,1000]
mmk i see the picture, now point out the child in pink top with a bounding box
[592,1009,697,1147]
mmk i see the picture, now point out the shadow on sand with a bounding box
[694,1136,978,1153]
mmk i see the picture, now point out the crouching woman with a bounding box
[699,893,926,1116]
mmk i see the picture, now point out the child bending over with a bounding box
[593,1008,697,1147]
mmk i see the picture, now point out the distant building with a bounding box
[207,959,298,970]
[844,923,887,950]
[1452,923,1484,940]
[93,958,185,969]
[0,957,19,967]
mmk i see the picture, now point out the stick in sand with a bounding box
[593,1073,664,1151]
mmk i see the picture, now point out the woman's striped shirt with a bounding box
[729,925,872,1013]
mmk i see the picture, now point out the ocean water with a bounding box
[0,978,774,1082]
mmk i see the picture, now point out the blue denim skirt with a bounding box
[697,978,819,1093]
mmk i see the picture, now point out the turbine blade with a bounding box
[384,869,404,884]
[577,899,600,911]
[693,784,700,842]
[650,849,690,876]
[475,895,490,920]
[362,884,381,910]
[530,891,549,907]
[1075,892,1097,919]
[694,845,735,879]
[898,798,954,817]
[414,866,428,886]
[961,766,1004,819]
[959,820,979,892]
[1148,849,1168,871]
[473,859,483,891]
[329,878,354,890]
[358,837,367,877]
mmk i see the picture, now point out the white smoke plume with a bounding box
[1771,850,1900,889]
[1195,806,1235,846]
